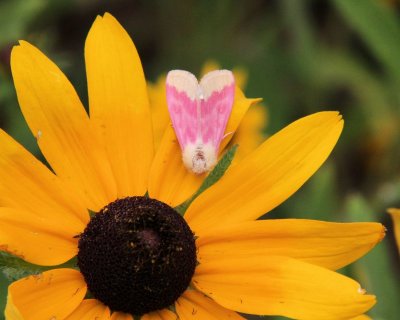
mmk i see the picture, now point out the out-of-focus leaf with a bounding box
[0,251,78,282]
[281,0,317,82]
[333,0,400,83]
[346,194,400,320]
[0,252,48,282]
[0,0,46,45]
[0,252,78,319]
[316,50,394,128]
[0,272,8,320]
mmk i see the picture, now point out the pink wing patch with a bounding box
[166,69,235,174]
[166,70,199,149]
[199,70,235,147]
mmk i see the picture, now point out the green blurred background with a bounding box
[0,0,399,319]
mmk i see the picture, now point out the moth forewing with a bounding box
[166,69,235,174]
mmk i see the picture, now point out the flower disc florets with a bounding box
[77,196,197,315]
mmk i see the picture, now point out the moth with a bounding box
[166,70,235,174]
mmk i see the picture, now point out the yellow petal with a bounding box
[4,293,23,320]
[6,268,87,320]
[148,88,257,207]
[0,207,78,265]
[388,208,400,254]
[0,129,88,229]
[185,111,343,234]
[141,309,177,320]
[111,311,133,320]
[193,256,375,319]
[65,299,110,320]
[147,75,170,151]
[197,219,385,270]
[229,103,267,162]
[85,13,153,198]
[11,40,117,211]
[175,290,244,320]
[148,125,204,207]
[350,315,372,320]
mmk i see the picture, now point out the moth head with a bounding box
[182,143,217,175]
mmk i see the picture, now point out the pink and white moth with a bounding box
[166,70,235,174]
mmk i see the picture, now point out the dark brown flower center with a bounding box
[77,196,196,315]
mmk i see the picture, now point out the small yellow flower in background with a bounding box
[388,208,400,254]
[0,12,385,320]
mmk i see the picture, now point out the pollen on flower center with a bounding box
[77,196,197,315]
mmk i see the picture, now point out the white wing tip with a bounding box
[166,70,197,82]
[200,69,234,83]
[199,70,235,99]
[166,70,199,100]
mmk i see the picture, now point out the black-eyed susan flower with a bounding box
[1,13,385,320]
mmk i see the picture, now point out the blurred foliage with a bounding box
[0,0,400,319]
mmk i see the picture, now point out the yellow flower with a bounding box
[1,13,384,320]
[388,208,400,254]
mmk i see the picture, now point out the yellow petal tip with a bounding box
[387,207,400,215]
[103,12,119,24]
[379,224,387,242]
[250,97,263,104]
[16,40,32,49]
